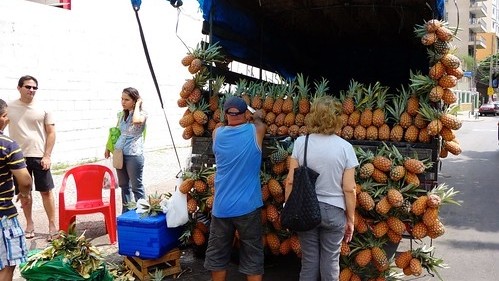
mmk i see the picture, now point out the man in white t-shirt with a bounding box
[8,75,57,242]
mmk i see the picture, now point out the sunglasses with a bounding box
[23,85,38,90]
[226,111,244,116]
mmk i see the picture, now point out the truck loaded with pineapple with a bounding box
[176,1,461,280]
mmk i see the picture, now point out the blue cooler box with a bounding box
[117,211,183,259]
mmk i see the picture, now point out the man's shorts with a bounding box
[204,208,264,276]
[15,157,54,193]
[0,216,28,270]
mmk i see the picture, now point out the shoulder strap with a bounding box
[304,134,310,167]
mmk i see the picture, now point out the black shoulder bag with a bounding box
[280,134,321,231]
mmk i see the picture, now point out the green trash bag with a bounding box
[20,251,113,281]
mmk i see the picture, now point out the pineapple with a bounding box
[339,268,353,281]
[272,83,286,114]
[429,62,445,80]
[296,73,311,114]
[192,101,210,125]
[404,125,419,143]
[282,79,296,114]
[411,195,428,216]
[438,75,458,89]
[357,189,375,211]
[443,140,461,155]
[429,86,444,102]
[440,105,462,130]
[347,83,364,127]
[409,258,423,276]
[251,82,265,109]
[441,88,457,105]
[372,221,389,238]
[343,79,363,115]
[182,125,194,140]
[179,107,195,128]
[179,171,195,194]
[372,153,392,172]
[208,75,225,112]
[418,102,442,137]
[340,240,351,256]
[355,248,372,267]
[440,53,461,69]
[386,91,405,142]
[359,163,375,179]
[371,246,389,271]
[192,227,206,246]
[375,196,391,215]
[411,221,428,239]
[266,204,279,222]
[403,158,426,174]
[387,188,404,208]
[387,216,406,235]
[262,84,276,112]
[372,86,388,127]
[390,165,406,182]
[395,250,413,269]
[266,232,280,250]
[360,82,378,128]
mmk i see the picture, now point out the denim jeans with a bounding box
[116,154,145,213]
[298,202,346,281]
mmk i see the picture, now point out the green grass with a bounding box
[52,157,99,175]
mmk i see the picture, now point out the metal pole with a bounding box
[472,34,477,115]
[489,36,494,104]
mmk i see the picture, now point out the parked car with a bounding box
[478,102,498,116]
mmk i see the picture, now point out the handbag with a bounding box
[105,113,122,152]
[112,149,123,169]
[280,134,321,231]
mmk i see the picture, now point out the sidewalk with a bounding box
[13,146,193,280]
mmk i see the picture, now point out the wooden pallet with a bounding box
[124,248,181,280]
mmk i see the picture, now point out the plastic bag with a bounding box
[20,251,113,281]
[105,127,121,152]
[164,187,189,228]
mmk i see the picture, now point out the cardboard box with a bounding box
[117,211,183,259]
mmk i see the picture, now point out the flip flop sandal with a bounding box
[25,230,35,239]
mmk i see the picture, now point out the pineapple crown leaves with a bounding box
[199,41,224,63]
[354,146,375,164]
[295,73,310,98]
[386,85,409,123]
[234,78,248,96]
[429,183,462,206]
[347,79,364,98]
[312,77,330,99]
[409,70,436,96]
[149,269,167,281]
[418,101,442,121]
[411,245,449,281]
[211,75,226,95]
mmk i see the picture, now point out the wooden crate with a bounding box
[349,139,440,183]
[124,248,181,281]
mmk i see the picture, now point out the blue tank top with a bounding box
[212,123,263,218]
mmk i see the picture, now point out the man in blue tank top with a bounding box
[204,96,266,281]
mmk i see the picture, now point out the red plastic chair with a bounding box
[58,164,117,244]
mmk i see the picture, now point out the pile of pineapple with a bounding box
[176,19,463,280]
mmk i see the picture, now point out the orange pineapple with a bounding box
[296,73,311,114]
[395,250,413,269]
[375,196,391,215]
[387,216,406,235]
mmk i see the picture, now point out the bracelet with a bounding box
[19,192,31,198]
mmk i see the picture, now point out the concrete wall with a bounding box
[0,0,204,165]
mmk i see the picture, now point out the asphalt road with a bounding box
[12,113,499,280]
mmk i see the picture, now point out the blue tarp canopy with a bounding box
[197,0,444,92]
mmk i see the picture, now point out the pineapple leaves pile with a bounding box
[21,229,105,279]
[126,191,171,217]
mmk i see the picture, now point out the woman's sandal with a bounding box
[25,230,35,239]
